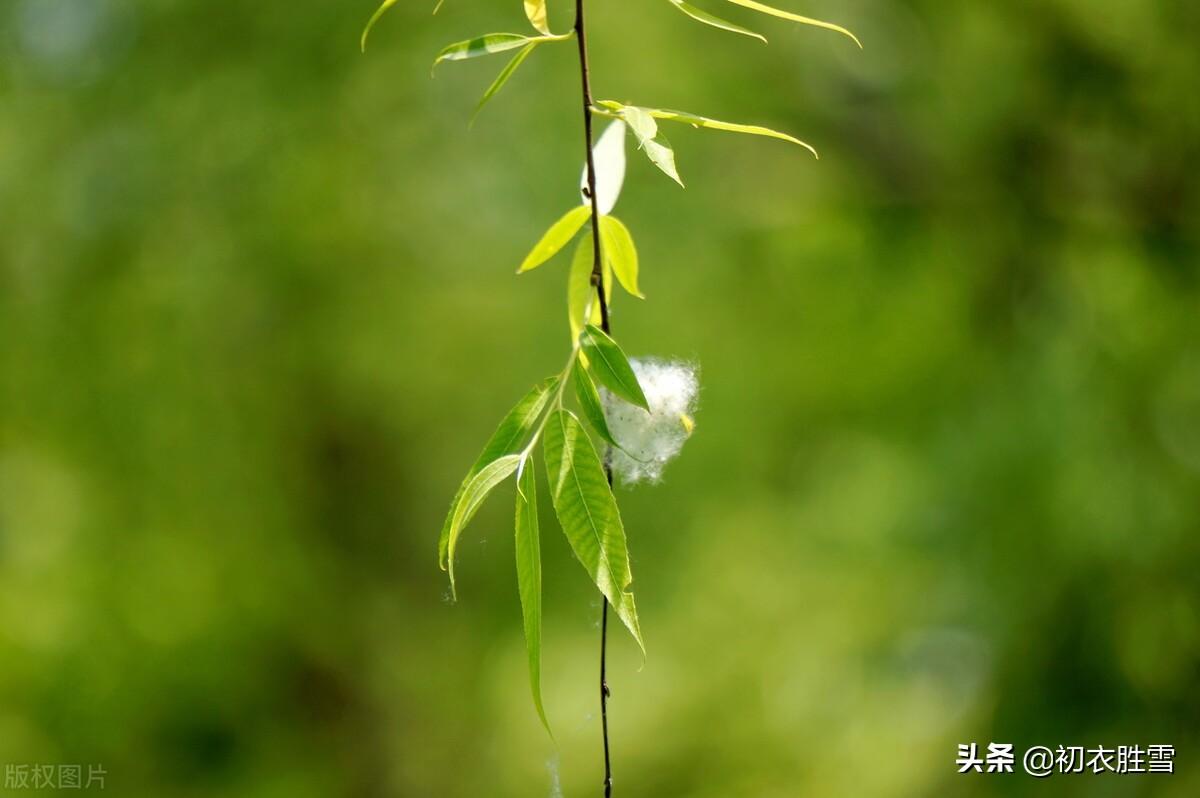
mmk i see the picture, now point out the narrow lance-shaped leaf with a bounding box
[433,33,548,70]
[648,107,818,159]
[580,324,649,411]
[543,410,645,654]
[514,459,551,735]
[666,0,767,43]
[572,359,618,448]
[361,0,401,52]
[581,119,626,215]
[618,105,684,187]
[524,0,550,35]
[567,231,603,342]
[474,42,539,123]
[438,378,558,569]
[446,455,521,599]
[722,0,861,48]
[598,216,642,298]
[519,206,591,273]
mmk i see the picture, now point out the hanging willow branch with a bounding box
[362,0,858,792]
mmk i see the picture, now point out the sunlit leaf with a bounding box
[580,119,626,215]
[722,0,860,47]
[524,0,550,35]
[667,0,766,43]
[617,105,684,187]
[519,206,591,273]
[515,459,551,735]
[572,359,618,447]
[615,104,654,142]
[580,324,649,411]
[648,106,818,158]
[433,33,534,68]
[446,455,521,599]
[599,216,642,298]
[601,253,613,303]
[438,378,558,570]
[361,0,401,52]
[543,410,644,654]
[567,231,603,342]
[474,42,539,123]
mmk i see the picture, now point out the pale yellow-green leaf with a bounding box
[722,0,860,47]
[519,206,591,273]
[620,105,657,142]
[667,0,767,43]
[567,231,603,342]
[543,410,645,655]
[599,216,642,298]
[581,119,626,215]
[361,0,401,52]
[648,107,818,158]
[617,105,684,187]
[434,32,570,71]
[524,0,550,35]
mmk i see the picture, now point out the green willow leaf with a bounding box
[543,410,644,654]
[438,378,558,570]
[598,216,642,298]
[515,459,551,735]
[473,42,538,123]
[524,0,550,35]
[580,324,649,411]
[433,33,533,68]
[519,206,591,273]
[361,0,400,52]
[567,231,603,342]
[434,32,571,70]
[722,0,860,47]
[446,455,521,599]
[649,107,818,158]
[667,0,767,43]
[572,359,618,447]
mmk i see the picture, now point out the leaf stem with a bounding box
[572,0,616,794]
[518,348,579,464]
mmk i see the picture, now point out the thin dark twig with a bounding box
[572,0,614,793]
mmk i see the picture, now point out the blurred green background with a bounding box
[2,0,1198,795]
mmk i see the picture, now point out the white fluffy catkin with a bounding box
[601,358,699,484]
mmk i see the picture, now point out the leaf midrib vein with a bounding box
[558,412,622,597]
